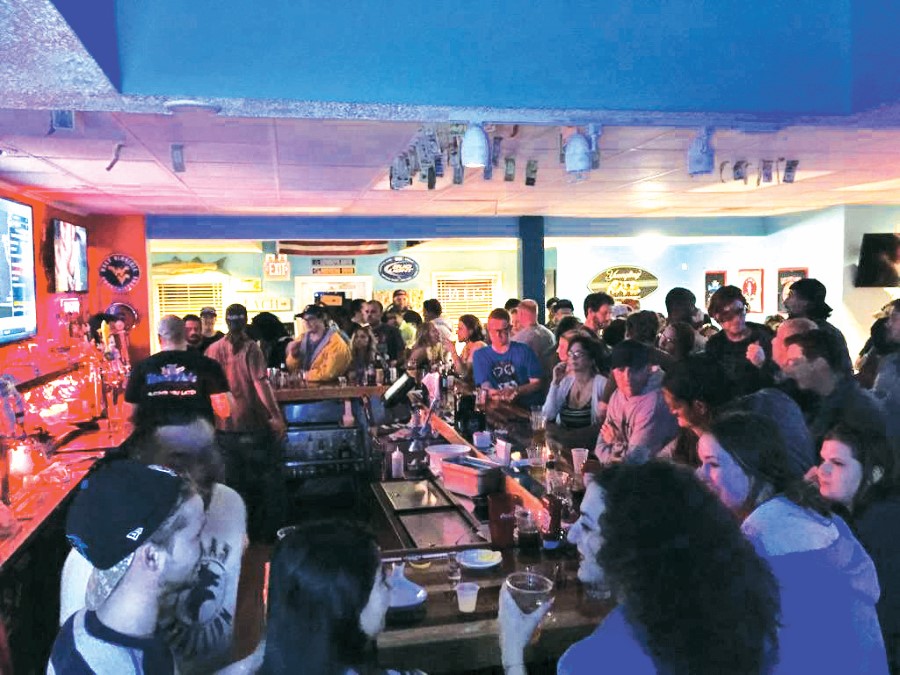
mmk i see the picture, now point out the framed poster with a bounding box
[738,269,764,314]
[704,271,727,308]
[777,268,808,313]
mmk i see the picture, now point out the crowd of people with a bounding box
[46,276,900,674]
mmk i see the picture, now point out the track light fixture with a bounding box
[461,123,490,168]
[687,127,715,176]
[564,131,591,174]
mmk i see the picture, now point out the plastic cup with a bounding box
[505,571,553,614]
[456,582,479,613]
[571,448,589,475]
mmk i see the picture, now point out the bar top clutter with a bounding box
[0,427,126,571]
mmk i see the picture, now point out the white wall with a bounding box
[552,207,847,330]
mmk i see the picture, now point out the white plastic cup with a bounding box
[571,448,589,475]
[456,582,479,613]
[473,431,492,449]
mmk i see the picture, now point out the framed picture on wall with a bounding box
[777,268,808,313]
[704,271,727,308]
[738,268,764,314]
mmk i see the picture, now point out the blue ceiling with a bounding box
[50,0,899,118]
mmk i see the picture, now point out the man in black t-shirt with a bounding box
[125,315,231,431]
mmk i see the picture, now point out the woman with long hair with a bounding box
[660,355,734,467]
[407,320,448,371]
[499,461,780,674]
[261,520,422,675]
[809,424,900,674]
[698,412,889,674]
[442,314,486,381]
[348,323,378,383]
[251,311,292,369]
[542,333,607,429]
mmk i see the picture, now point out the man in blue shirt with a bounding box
[473,308,542,407]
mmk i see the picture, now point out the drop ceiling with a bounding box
[0,0,898,220]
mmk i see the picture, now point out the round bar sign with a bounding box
[378,256,419,282]
[588,266,659,300]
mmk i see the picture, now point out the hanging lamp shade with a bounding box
[461,124,490,168]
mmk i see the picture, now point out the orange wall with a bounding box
[0,188,150,370]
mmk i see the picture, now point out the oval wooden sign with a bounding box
[587,266,659,300]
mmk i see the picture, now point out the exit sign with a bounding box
[263,254,291,280]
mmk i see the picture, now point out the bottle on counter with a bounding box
[391,445,405,479]
[542,492,563,550]
[366,364,377,387]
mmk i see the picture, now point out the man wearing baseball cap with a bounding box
[784,278,852,374]
[48,461,204,674]
[199,306,224,353]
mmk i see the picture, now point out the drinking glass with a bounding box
[505,571,554,614]
[529,406,546,431]
[446,552,462,587]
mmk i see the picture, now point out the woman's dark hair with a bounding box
[593,462,780,675]
[458,314,485,343]
[601,318,627,347]
[709,412,830,516]
[349,323,377,365]
[566,333,603,372]
[625,310,661,345]
[662,355,734,410]
[554,315,582,340]
[260,520,381,675]
[251,312,289,341]
[402,310,423,328]
[661,321,696,360]
[824,423,899,513]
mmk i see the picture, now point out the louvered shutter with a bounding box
[432,272,501,323]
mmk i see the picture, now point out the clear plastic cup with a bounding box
[571,448,589,475]
[456,582,479,613]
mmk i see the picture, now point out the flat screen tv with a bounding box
[855,233,900,287]
[52,218,88,292]
[0,197,37,345]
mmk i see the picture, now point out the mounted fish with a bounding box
[151,257,228,275]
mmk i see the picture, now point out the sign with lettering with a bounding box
[311,258,355,267]
[587,266,659,300]
[243,296,293,312]
[263,254,291,280]
[312,266,356,275]
[378,256,420,282]
[99,253,141,292]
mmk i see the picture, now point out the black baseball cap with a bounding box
[66,460,186,570]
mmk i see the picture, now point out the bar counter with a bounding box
[377,547,611,673]
[0,424,125,673]
[274,382,387,402]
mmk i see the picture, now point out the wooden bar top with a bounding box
[0,426,124,572]
[377,546,611,673]
[275,383,386,402]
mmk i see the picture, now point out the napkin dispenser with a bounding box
[441,456,502,497]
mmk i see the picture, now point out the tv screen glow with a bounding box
[52,219,88,292]
[0,197,37,345]
[855,233,900,287]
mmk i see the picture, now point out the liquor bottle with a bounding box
[542,492,563,550]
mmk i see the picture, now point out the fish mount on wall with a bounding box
[151,257,228,276]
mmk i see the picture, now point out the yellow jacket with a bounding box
[286,328,351,382]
